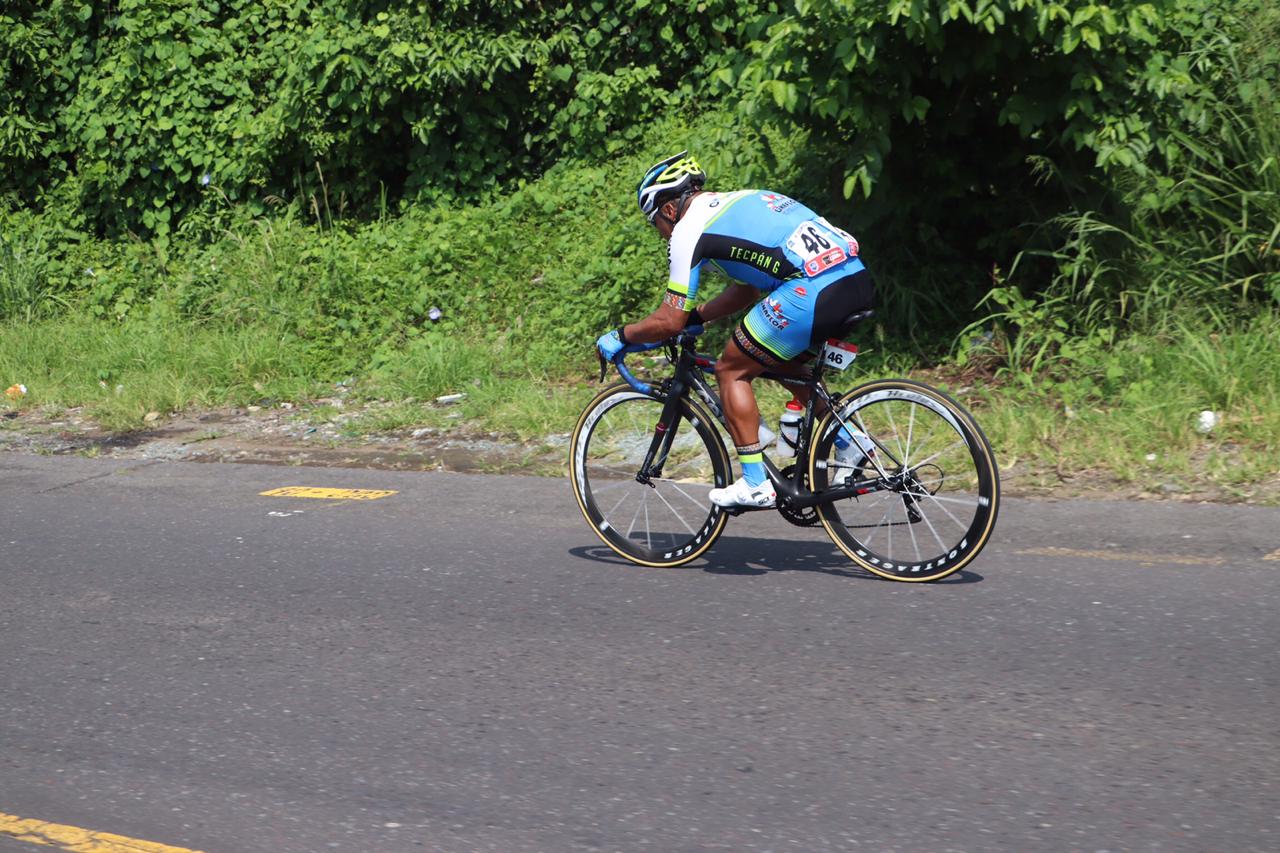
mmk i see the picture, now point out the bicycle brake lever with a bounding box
[597,350,608,383]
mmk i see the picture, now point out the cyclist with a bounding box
[596,151,875,509]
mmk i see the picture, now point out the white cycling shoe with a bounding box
[709,476,776,509]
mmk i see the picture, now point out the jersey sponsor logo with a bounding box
[794,286,807,297]
[804,247,848,276]
[760,192,798,213]
[763,296,790,330]
[727,244,783,275]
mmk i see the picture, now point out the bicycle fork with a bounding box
[634,380,687,486]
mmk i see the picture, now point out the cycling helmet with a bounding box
[637,151,706,222]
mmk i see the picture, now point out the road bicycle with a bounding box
[568,311,1000,582]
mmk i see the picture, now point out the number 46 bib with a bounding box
[785,217,860,277]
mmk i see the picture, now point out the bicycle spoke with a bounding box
[906,501,923,563]
[658,478,714,511]
[859,500,897,551]
[922,493,981,508]
[589,479,632,493]
[882,403,909,464]
[914,495,951,553]
[904,438,966,473]
[887,495,894,555]
[625,489,644,540]
[643,493,652,550]
[650,484,698,536]
[854,409,899,475]
[605,488,632,520]
[903,403,917,469]
[914,488,970,532]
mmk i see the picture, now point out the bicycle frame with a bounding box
[617,333,891,512]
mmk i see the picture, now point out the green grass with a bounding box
[963,311,1280,499]
[3,306,1277,502]
[0,313,322,430]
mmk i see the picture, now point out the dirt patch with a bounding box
[0,402,568,478]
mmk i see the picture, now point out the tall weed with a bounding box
[0,218,69,321]
[998,17,1279,344]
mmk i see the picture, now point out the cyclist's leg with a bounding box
[721,293,812,494]
[714,335,770,490]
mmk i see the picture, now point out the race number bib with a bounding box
[785,218,860,277]
[821,339,858,371]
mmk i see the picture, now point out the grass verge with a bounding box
[6,308,1274,504]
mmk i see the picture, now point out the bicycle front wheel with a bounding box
[570,382,732,567]
[809,379,1000,582]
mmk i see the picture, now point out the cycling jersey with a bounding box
[666,190,871,364]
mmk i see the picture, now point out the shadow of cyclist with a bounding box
[568,537,983,584]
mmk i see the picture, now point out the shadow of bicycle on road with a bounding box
[569,535,983,584]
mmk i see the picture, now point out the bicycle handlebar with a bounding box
[603,325,706,395]
[613,342,660,394]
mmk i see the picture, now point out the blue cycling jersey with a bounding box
[664,190,869,364]
[664,190,864,307]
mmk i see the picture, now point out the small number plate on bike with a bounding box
[822,339,858,371]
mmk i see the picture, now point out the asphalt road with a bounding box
[1,454,1276,853]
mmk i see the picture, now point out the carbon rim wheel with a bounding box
[570,383,731,567]
[809,380,1000,581]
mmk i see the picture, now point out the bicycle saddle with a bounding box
[834,308,875,339]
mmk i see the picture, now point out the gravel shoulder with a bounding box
[3,398,1276,506]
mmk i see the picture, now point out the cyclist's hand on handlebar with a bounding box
[595,328,625,361]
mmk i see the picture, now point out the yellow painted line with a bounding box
[0,811,204,853]
[1265,548,1280,561]
[259,486,397,500]
[1016,546,1226,567]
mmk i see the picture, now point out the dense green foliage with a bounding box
[0,116,778,371]
[958,4,1280,376]
[1,0,1277,460]
[725,0,1278,330]
[0,0,778,237]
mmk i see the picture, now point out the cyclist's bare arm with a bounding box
[620,302,689,344]
[695,283,757,324]
[621,282,757,344]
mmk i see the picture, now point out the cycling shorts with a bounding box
[736,262,874,367]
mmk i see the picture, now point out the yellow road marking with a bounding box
[0,811,204,853]
[259,486,397,500]
[1016,546,1226,567]
[1265,548,1280,562]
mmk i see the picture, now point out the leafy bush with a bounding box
[0,0,779,237]
[964,2,1279,369]
[1,113,784,366]
[706,0,1263,331]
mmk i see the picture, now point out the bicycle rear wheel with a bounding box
[570,382,732,567]
[809,379,1000,582]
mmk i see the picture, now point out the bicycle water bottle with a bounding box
[776,400,804,458]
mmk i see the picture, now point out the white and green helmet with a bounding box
[637,151,706,222]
